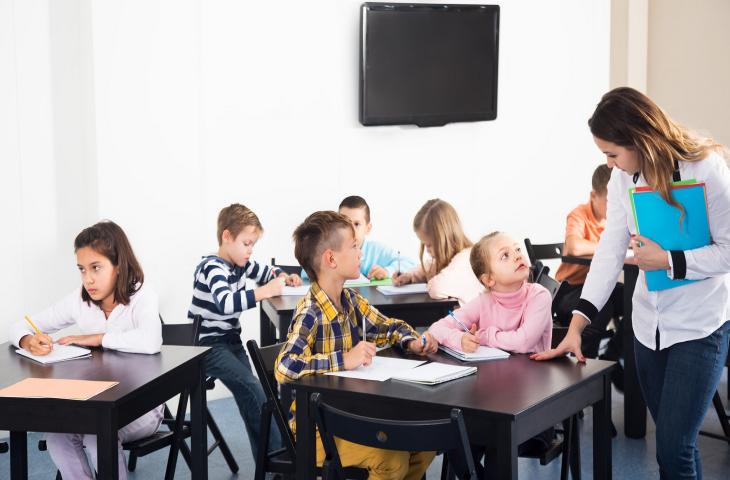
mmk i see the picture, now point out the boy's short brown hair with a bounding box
[293,211,355,282]
[217,203,263,245]
[338,195,370,223]
[591,165,612,196]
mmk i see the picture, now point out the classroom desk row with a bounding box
[0,344,210,480]
[261,280,650,439]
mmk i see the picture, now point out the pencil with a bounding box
[24,315,42,335]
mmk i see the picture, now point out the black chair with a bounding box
[188,315,240,474]
[524,238,565,266]
[40,320,198,480]
[246,339,368,480]
[312,392,477,480]
[0,441,7,454]
[124,316,238,475]
[271,257,303,276]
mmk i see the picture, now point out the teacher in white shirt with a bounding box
[533,87,730,480]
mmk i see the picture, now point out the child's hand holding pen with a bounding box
[460,325,480,353]
[448,310,479,353]
[408,332,438,355]
[19,315,53,356]
[392,271,413,286]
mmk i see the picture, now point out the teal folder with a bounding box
[629,182,710,291]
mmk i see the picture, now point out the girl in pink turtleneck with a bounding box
[429,231,552,353]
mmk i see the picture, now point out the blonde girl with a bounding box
[393,198,483,304]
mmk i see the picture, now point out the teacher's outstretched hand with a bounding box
[530,314,587,362]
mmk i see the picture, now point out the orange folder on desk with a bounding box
[0,378,118,400]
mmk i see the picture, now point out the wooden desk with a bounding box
[561,255,646,439]
[293,351,614,480]
[0,344,210,480]
[260,286,458,346]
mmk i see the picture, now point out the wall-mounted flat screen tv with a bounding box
[360,3,500,127]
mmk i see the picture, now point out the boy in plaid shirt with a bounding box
[275,211,437,480]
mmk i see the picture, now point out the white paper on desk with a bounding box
[15,345,92,364]
[376,284,428,295]
[326,356,426,381]
[280,285,310,296]
[344,274,370,287]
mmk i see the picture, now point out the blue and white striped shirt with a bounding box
[188,255,281,343]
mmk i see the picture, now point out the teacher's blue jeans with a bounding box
[634,321,730,480]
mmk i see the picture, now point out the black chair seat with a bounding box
[122,430,177,456]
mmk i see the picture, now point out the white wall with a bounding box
[89,0,611,330]
[1,0,611,398]
[647,0,730,146]
[0,0,96,344]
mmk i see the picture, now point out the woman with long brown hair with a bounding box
[534,87,730,479]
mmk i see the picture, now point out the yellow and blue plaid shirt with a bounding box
[274,282,418,434]
[275,281,418,383]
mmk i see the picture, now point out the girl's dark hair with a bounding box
[74,220,144,306]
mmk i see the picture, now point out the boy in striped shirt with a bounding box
[275,211,437,480]
[188,203,301,459]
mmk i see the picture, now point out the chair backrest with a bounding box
[160,315,201,347]
[536,272,561,300]
[246,339,297,457]
[271,257,303,276]
[531,262,548,284]
[524,238,565,266]
[311,393,476,480]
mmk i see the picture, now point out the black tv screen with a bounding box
[360,3,499,127]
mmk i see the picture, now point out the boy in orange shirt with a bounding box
[555,165,624,364]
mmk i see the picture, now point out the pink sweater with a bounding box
[409,248,484,305]
[428,282,553,353]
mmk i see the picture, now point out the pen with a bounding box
[448,310,471,333]
[24,315,42,335]
[421,334,427,347]
[397,251,401,276]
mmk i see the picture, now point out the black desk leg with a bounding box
[9,431,27,480]
[97,408,119,480]
[295,391,316,480]
[623,267,647,438]
[593,374,612,480]
[190,360,209,480]
[260,306,276,347]
[486,423,517,480]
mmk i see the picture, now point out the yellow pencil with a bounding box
[24,315,43,335]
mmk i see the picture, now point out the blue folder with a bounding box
[630,182,710,291]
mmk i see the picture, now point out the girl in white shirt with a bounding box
[11,220,163,480]
[533,87,730,479]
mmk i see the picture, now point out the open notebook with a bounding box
[15,345,92,364]
[439,345,510,362]
[391,362,477,385]
[326,356,426,382]
[376,284,428,295]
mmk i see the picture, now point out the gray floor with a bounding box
[1,369,728,479]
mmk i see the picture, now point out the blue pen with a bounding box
[448,310,471,333]
[420,334,427,347]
